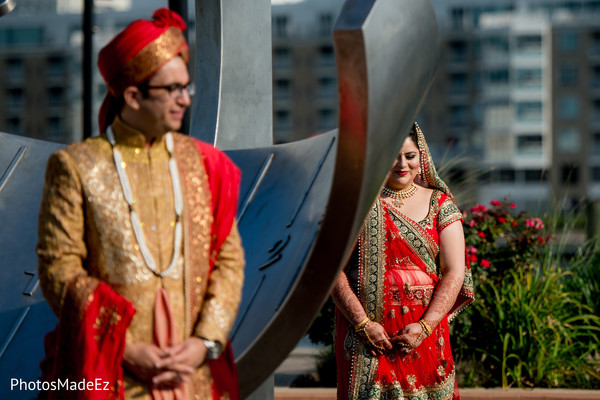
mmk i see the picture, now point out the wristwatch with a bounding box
[201,339,222,360]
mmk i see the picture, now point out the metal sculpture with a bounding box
[0,0,439,398]
[0,0,16,16]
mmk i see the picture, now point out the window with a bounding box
[524,169,547,182]
[481,36,509,61]
[317,77,336,98]
[274,79,291,99]
[484,36,509,54]
[559,63,578,86]
[594,100,600,122]
[516,101,542,122]
[5,58,24,79]
[516,68,542,88]
[499,168,515,182]
[0,27,44,46]
[273,15,289,38]
[517,134,543,154]
[448,72,468,95]
[592,166,600,182]
[273,47,291,68]
[592,66,600,88]
[47,87,64,106]
[516,35,542,54]
[593,132,600,154]
[557,128,580,154]
[558,96,579,119]
[47,56,65,77]
[591,31,600,54]
[488,69,509,84]
[7,88,24,108]
[317,108,336,131]
[6,117,22,134]
[448,40,468,63]
[319,13,332,36]
[317,45,335,66]
[586,1,600,12]
[451,7,465,30]
[274,109,291,131]
[559,30,578,52]
[47,117,62,136]
[484,100,511,128]
[449,105,468,127]
[561,163,579,184]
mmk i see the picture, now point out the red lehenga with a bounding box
[335,192,474,400]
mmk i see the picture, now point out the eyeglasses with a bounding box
[139,81,196,98]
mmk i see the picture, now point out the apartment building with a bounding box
[423,0,600,212]
[0,0,159,143]
[271,0,345,144]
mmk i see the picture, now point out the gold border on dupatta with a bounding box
[349,199,386,399]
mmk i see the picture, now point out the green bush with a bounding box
[453,200,600,389]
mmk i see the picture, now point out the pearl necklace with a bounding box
[106,126,183,278]
[382,182,417,207]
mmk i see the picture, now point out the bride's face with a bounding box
[386,136,420,190]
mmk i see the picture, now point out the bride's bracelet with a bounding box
[363,326,384,350]
[419,319,432,336]
[354,316,370,331]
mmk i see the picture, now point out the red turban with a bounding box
[97,8,189,133]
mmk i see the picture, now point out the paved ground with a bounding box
[274,341,324,387]
[273,340,600,400]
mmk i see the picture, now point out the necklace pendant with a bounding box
[394,199,404,208]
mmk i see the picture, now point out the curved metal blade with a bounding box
[231,0,440,395]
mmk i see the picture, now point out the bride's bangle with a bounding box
[354,316,370,331]
[419,319,432,336]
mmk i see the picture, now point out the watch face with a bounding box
[203,340,221,360]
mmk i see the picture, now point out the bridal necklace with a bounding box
[382,182,417,207]
[106,126,183,278]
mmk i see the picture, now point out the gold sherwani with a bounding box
[37,117,245,399]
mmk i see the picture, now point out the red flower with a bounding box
[510,203,517,208]
[470,205,488,213]
[469,254,478,263]
[511,221,518,226]
[525,218,544,230]
[480,259,490,268]
[537,237,545,243]
[477,231,486,238]
[491,200,501,207]
[468,220,476,227]
[468,245,478,254]
[498,217,506,224]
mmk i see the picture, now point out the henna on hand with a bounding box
[356,320,392,356]
[422,273,463,329]
[331,272,368,326]
[390,322,425,353]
